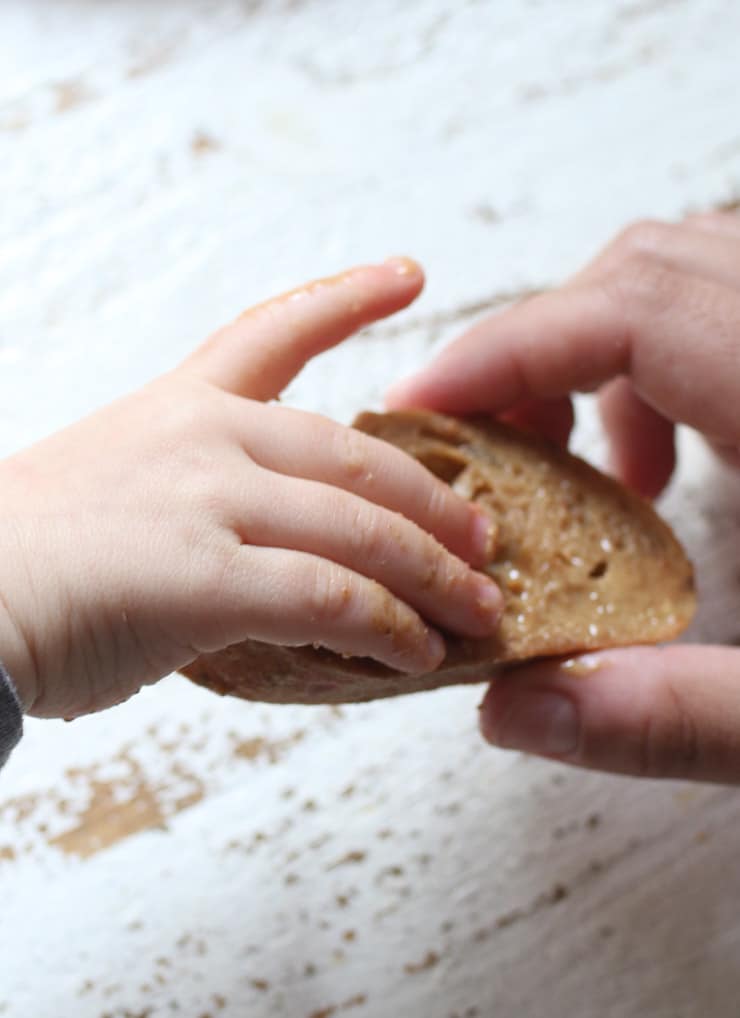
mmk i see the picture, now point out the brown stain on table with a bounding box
[403,949,440,975]
[54,758,204,859]
[50,777,166,859]
[232,729,306,764]
[1,749,204,861]
[1,715,321,863]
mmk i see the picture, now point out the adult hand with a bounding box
[388,213,740,783]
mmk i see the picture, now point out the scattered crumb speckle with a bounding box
[326,850,366,870]
[717,196,740,212]
[306,994,366,1018]
[233,730,305,764]
[55,78,95,113]
[376,864,404,882]
[191,130,221,156]
[404,950,440,975]
[471,202,500,224]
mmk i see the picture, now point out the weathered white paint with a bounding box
[2,1,740,1016]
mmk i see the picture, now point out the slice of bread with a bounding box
[181,410,696,704]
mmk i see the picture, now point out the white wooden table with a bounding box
[2,2,740,1015]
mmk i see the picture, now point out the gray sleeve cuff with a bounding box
[0,661,23,769]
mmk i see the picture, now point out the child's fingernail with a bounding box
[483,692,580,757]
[384,256,419,277]
[474,576,504,626]
[423,628,447,669]
[471,509,498,563]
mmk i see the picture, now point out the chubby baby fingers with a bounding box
[201,546,446,674]
[234,402,495,568]
[229,470,503,640]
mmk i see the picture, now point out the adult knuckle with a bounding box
[615,219,671,259]
[601,219,683,318]
[601,249,679,319]
[640,681,700,779]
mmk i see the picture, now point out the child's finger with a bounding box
[478,645,740,784]
[201,545,446,675]
[232,403,496,568]
[598,377,676,499]
[181,259,424,400]
[227,467,502,639]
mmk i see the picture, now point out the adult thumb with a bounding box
[479,645,740,784]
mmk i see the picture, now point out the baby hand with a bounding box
[0,260,501,720]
